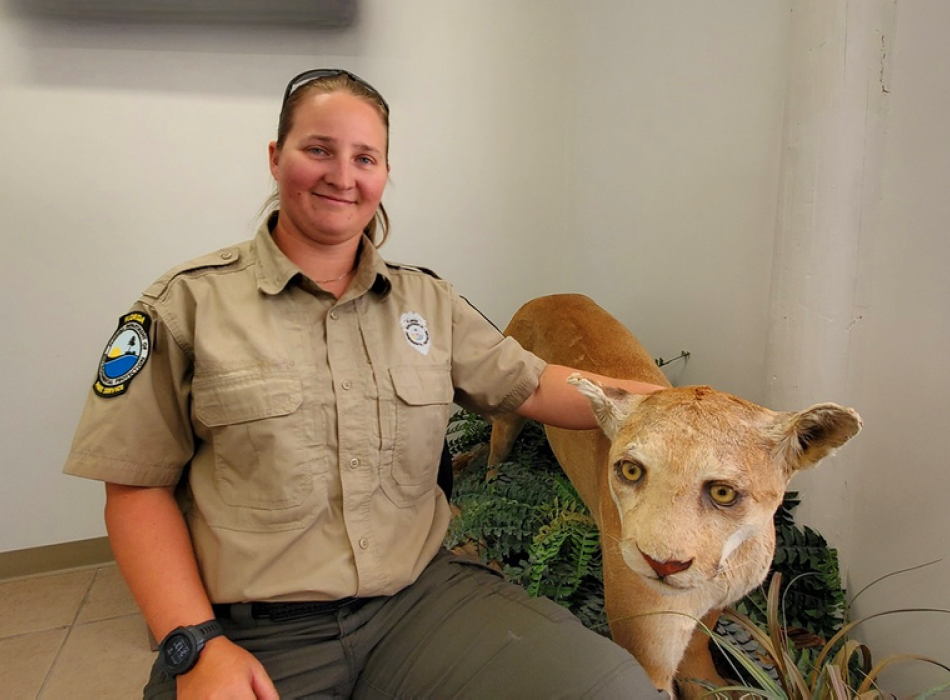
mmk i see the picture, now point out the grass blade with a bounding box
[857,654,950,694]
[809,608,950,688]
[766,572,793,696]
[918,682,950,699]
[708,610,785,694]
[847,559,941,614]
[824,664,851,699]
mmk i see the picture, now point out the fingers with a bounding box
[251,668,281,700]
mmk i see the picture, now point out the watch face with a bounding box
[162,632,194,673]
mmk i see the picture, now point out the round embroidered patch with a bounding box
[400,312,431,356]
[94,312,152,398]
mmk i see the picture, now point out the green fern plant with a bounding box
[445,410,607,632]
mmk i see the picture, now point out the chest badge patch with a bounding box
[93,312,152,398]
[400,312,431,356]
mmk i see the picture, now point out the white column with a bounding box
[764,0,894,547]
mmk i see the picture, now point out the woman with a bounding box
[65,70,666,698]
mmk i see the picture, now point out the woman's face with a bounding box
[269,91,389,247]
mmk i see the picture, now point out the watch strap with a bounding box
[193,619,224,643]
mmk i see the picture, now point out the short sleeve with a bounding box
[449,290,546,418]
[63,303,194,486]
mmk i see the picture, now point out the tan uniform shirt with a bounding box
[64,219,546,603]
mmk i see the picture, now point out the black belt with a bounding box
[212,597,366,622]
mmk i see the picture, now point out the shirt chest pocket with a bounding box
[381,365,454,507]
[193,369,326,521]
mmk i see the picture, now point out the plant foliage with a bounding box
[748,493,847,640]
[445,410,607,632]
[710,573,950,698]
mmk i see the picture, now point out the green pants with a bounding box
[145,550,665,698]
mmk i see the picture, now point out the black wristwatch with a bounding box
[158,619,225,677]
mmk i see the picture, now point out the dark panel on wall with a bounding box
[14,0,356,27]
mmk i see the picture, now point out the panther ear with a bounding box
[772,403,863,474]
[567,373,648,439]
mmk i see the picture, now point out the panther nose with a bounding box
[641,551,693,577]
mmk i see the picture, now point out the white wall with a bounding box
[560,1,790,400]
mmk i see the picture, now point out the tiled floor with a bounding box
[0,564,155,699]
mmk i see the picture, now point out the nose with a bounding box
[325,157,355,190]
[641,551,693,578]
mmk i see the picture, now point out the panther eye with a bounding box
[616,460,645,484]
[707,483,739,507]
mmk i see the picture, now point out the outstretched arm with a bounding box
[515,364,664,429]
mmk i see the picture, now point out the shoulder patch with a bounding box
[142,247,241,299]
[93,312,152,398]
[385,262,442,280]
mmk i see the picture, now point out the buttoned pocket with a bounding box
[382,365,453,507]
[193,368,325,529]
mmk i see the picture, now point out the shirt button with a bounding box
[329,310,338,320]
[220,251,233,260]
[359,538,369,550]
[348,458,359,469]
[342,380,352,391]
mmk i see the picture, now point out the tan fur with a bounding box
[489,295,862,696]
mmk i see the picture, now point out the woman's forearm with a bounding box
[104,483,215,640]
[515,364,665,429]
[105,483,278,696]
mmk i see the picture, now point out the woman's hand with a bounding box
[177,636,279,699]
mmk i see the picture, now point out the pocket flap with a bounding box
[390,365,453,406]
[194,368,302,426]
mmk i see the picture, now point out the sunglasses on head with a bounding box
[281,69,389,114]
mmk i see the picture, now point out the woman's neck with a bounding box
[271,218,361,286]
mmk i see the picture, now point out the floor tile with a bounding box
[76,564,140,624]
[0,569,95,639]
[0,628,67,700]
[43,615,155,699]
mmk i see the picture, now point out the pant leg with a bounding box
[352,551,666,699]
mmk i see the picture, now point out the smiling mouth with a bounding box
[314,193,355,205]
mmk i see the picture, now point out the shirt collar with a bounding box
[253,212,392,298]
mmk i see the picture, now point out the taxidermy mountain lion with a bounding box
[488,294,862,696]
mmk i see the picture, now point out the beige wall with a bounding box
[2,0,947,691]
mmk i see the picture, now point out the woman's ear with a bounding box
[268,141,280,179]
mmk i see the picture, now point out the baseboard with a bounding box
[0,537,114,580]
